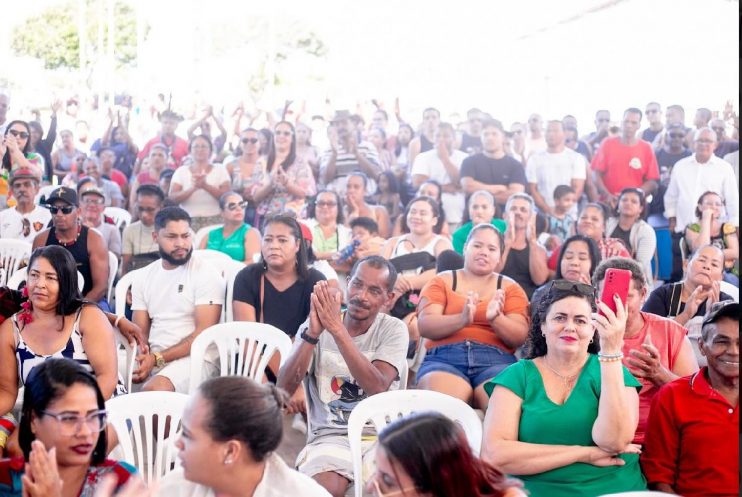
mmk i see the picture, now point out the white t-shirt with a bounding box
[131,255,225,351]
[157,454,332,497]
[525,148,587,209]
[171,164,230,217]
[0,206,52,243]
[410,148,468,224]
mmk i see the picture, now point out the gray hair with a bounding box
[469,190,495,206]
[505,192,535,214]
[693,127,717,143]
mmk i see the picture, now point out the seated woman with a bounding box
[0,358,137,496]
[531,234,601,312]
[605,188,656,286]
[416,224,529,411]
[684,191,739,286]
[381,197,453,365]
[199,191,261,264]
[369,411,525,497]
[304,190,352,262]
[392,179,451,239]
[343,172,391,239]
[643,244,733,327]
[592,257,698,444]
[157,376,330,497]
[482,280,646,497]
[451,190,507,255]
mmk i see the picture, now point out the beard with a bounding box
[159,245,193,267]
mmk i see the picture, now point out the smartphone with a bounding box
[599,268,631,317]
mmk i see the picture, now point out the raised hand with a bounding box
[593,294,627,354]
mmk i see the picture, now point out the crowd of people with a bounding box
[0,91,738,497]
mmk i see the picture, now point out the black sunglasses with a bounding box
[241,138,259,144]
[49,205,75,215]
[548,279,595,297]
[8,129,29,139]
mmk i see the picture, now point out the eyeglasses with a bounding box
[370,474,417,497]
[81,197,104,206]
[274,130,293,137]
[226,201,247,211]
[696,139,715,144]
[241,137,259,144]
[316,201,337,208]
[137,206,157,213]
[548,279,596,297]
[8,129,30,139]
[40,409,107,435]
[49,205,75,215]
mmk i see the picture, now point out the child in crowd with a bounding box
[332,217,386,272]
[539,185,577,256]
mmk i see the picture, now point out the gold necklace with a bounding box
[543,357,585,387]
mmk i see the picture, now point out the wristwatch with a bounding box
[152,351,166,368]
[300,329,320,345]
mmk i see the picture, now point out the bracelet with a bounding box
[300,329,320,345]
[597,351,624,362]
[114,315,123,328]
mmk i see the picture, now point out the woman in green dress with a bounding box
[199,191,261,263]
[481,280,646,497]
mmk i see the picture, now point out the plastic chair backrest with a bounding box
[221,260,246,323]
[0,240,32,287]
[104,207,132,231]
[194,224,223,249]
[7,267,84,292]
[347,390,483,497]
[112,326,136,393]
[188,322,292,394]
[719,280,739,302]
[107,251,119,303]
[106,391,189,484]
[114,268,144,317]
[34,185,58,204]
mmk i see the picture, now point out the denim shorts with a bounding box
[416,340,516,388]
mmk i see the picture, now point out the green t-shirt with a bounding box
[206,223,249,262]
[484,355,646,497]
[452,219,507,254]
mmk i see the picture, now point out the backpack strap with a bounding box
[452,270,458,292]
[669,282,683,317]
[497,273,503,290]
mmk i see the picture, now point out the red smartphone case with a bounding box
[599,268,631,316]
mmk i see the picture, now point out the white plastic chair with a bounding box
[719,280,739,302]
[347,390,483,497]
[34,184,58,204]
[0,239,32,287]
[113,326,136,393]
[7,267,84,292]
[188,322,292,394]
[104,206,132,231]
[114,268,145,317]
[106,391,189,484]
[221,259,246,323]
[107,251,119,303]
[193,248,233,270]
[194,224,223,249]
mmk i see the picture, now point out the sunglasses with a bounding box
[226,201,247,211]
[241,137,259,144]
[137,206,157,213]
[21,218,30,237]
[8,129,29,139]
[274,130,293,137]
[49,205,75,215]
[549,279,595,297]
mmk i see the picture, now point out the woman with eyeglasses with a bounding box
[226,128,266,224]
[482,280,646,497]
[416,224,529,411]
[1,121,45,205]
[199,191,261,264]
[168,134,231,233]
[305,190,352,263]
[156,376,330,497]
[368,411,524,497]
[0,358,137,497]
[253,121,316,226]
[605,187,657,286]
[684,191,739,286]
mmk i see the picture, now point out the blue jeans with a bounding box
[416,340,516,388]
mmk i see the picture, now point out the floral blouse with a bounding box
[256,156,316,218]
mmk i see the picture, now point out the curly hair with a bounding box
[524,285,600,359]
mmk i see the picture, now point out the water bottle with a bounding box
[336,239,361,263]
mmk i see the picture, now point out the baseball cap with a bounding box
[702,300,740,328]
[78,184,105,199]
[9,167,41,185]
[42,186,78,207]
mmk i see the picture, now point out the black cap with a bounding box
[702,300,740,328]
[42,186,78,207]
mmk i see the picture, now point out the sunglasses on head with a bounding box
[241,137,259,144]
[548,279,595,297]
[49,205,75,215]
[8,129,29,139]
[226,201,247,211]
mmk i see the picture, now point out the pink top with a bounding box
[621,311,687,444]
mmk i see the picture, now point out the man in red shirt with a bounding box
[641,300,739,497]
[591,107,659,209]
[136,109,189,172]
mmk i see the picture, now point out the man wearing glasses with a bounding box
[77,180,121,257]
[641,300,739,497]
[121,184,165,275]
[81,156,124,208]
[0,168,50,243]
[32,187,110,308]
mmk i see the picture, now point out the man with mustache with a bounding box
[278,256,408,497]
[0,168,50,242]
[130,206,225,393]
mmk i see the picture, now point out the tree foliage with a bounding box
[12,0,145,70]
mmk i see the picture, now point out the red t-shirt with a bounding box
[641,368,739,497]
[138,135,189,167]
[590,137,659,195]
[108,169,128,189]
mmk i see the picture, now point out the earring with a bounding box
[224,458,233,465]
[541,332,546,337]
